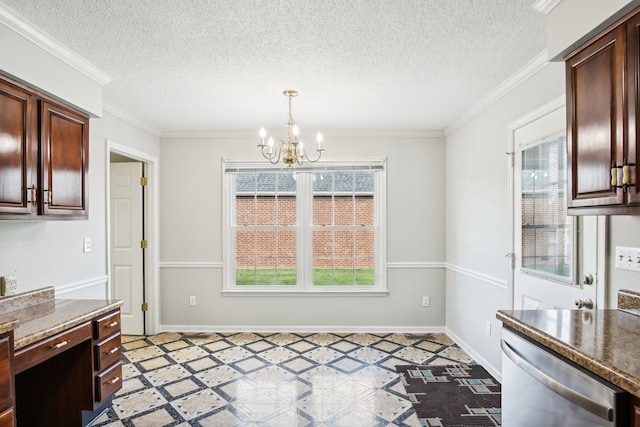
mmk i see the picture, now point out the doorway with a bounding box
[107,140,159,335]
[507,98,607,310]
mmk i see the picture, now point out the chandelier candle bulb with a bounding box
[317,132,323,150]
[259,127,266,145]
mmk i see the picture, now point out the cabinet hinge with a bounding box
[140,240,148,249]
[140,177,148,186]
[141,302,148,312]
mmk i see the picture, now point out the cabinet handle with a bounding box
[50,340,69,350]
[622,164,630,185]
[28,186,37,205]
[105,346,120,355]
[106,321,119,328]
[611,164,618,187]
[105,376,120,386]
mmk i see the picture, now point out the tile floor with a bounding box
[92,332,474,427]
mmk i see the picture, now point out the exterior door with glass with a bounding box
[512,104,601,310]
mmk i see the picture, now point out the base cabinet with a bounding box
[0,334,14,427]
[13,309,121,426]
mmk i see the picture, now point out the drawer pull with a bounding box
[50,340,69,350]
[106,321,119,328]
[105,346,120,355]
[105,376,120,386]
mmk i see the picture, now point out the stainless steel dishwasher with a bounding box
[501,327,629,426]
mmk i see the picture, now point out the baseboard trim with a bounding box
[55,275,109,297]
[445,327,501,383]
[159,324,446,334]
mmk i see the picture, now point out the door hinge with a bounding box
[505,252,516,269]
[140,240,148,249]
[506,152,515,168]
[141,302,148,312]
[140,177,148,186]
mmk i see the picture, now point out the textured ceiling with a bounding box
[1,1,547,133]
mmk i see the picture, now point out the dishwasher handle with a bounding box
[501,339,614,422]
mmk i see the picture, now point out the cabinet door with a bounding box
[566,24,626,210]
[627,13,640,206]
[40,101,89,217]
[0,79,36,215]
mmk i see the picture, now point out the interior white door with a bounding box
[110,162,145,334]
[513,106,599,310]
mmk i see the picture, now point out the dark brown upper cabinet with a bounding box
[565,8,640,214]
[0,75,89,220]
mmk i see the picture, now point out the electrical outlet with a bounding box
[189,296,196,306]
[615,246,640,272]
[83,237,92,253]
[422,296,430,307]
[0,275,18,296]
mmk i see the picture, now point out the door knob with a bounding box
[574,297,593,309]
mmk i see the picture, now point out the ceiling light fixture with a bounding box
[258,90,324,166]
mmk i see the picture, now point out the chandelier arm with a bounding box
[258,90,323,167]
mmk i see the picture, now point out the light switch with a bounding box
[615,246,640,272]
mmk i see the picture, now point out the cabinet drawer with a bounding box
[95,332,121,372]
[14,322,91,373]
[0,407,13,427]
[95,361,122,403]
[94,311,120,341]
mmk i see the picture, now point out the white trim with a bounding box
[159,324,446,334]
[106,139,161,335]
[444,50,550,136]
[159,262,222,269]
[55,275,108,297]
[388,262,445,269]
[0,3,112,86]
[508,95,565,130]
[532,0,563,14]
[220,290,389,297]
[445,327,502,382]
[446,263,507,290]
[161,130,445,140]
[103,101,162,137]
[159,261,445,269]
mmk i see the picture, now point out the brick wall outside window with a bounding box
[236,196,374,269]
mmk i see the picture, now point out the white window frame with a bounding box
[222,158,387,296]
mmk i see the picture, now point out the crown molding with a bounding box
[532,0,563,15]
[444,49,550,137]
[103,100,162,137]
[0,2,112,86]
[160,129,445,140]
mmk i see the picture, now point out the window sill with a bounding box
[221,289,389,297]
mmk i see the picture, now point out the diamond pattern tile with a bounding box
[93,331,473,426]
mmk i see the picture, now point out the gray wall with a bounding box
[158,133,447,331]
[445,61,567,374]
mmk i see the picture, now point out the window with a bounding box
[520,135,575,282]
[223,160,386,293]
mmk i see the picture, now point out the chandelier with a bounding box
[258,90,324,166]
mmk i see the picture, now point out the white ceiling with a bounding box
[1,1,547,134]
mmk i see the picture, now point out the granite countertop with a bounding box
[0,286,122,350]
[497,306,640,398]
